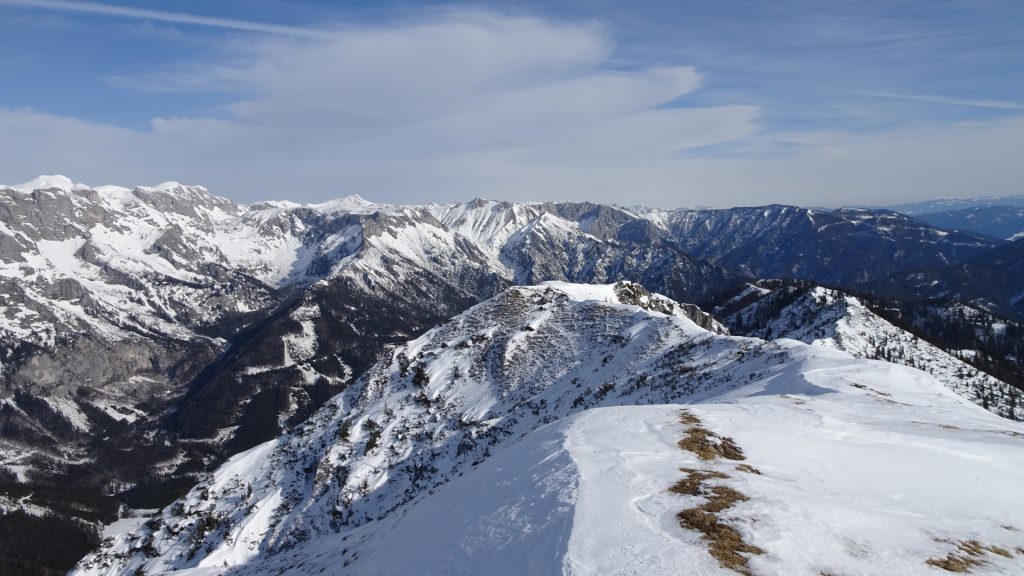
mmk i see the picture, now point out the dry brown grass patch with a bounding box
[926,539,1016,573]
[850,383,890,396]
[676,482,764,574]
[955,539,1012,559]
[735,464,761,475]
[926,553,984,573]
[679,411,702,426]
[780,394,806,405]
[672,411,763,574]
[677,412,746,461]
[669,468,727,496]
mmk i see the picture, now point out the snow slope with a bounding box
[74,283,1024,576]
[719,284,1023,421]
[190,396,1024,576]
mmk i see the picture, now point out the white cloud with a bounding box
[0,10,1022,207]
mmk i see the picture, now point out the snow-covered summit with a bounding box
[2,175,215,196]
[309,193,389,214]
[4,174,87,193]
[137,181,208,193]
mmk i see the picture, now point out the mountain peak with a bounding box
[137,181,208,194]
[5,174,85,193]
[309,193,383,214]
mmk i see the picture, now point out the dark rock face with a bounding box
[612,281,728,335]
[9,336,215,398]
[0,232,26,262]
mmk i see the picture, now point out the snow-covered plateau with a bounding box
[73,282,1024,576]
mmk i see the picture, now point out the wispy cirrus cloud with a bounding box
[862,92,1024,110]
[0,0,327,37]
[0,3,1022,207]
[0,11,762,204]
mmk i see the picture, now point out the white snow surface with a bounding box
[74,283,1024,576]
[103,509,161,539]
[539,280,620,303]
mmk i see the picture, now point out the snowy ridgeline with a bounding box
[74,283,1024,576]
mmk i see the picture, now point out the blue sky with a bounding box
[0,0,1022,206]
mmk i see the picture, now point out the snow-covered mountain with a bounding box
[0,176,744,556]
[881,193,1024,216]
[714,283,1023,420]
[912,205,1024,241]
[871,238,1024,320]
[73,282,1024,576]
[636,205,1002,285]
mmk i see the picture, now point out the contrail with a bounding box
[0,0,329,37]
[862,91,1024,110]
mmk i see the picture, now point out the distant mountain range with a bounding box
[869,193,1024,240]
[878,193,1024,216]
[912,206,1024,240]
[637,205,999,285]
[871,238,1024,319]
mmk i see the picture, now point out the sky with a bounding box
[0,0,1022,208]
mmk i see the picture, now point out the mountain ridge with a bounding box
[72,282,1024,576]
